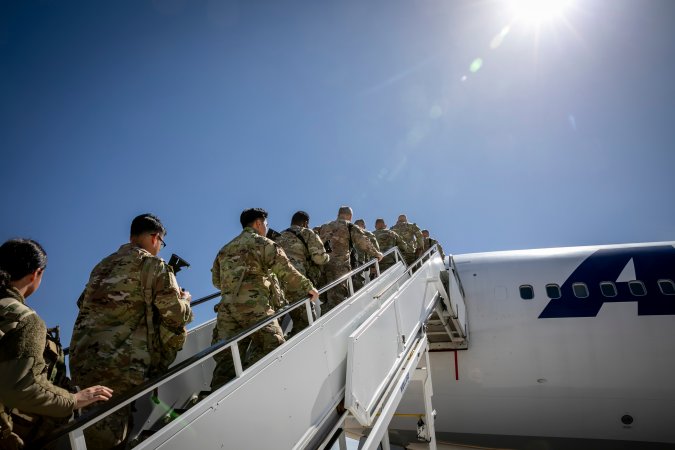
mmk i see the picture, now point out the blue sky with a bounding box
[1,0,674,343]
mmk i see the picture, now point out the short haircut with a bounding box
[375,218,385,226]
[0,238,47,289]
[130,213,166,237]
[338,206,352,218]
[397,214,407,222]
[354,219,365,227]
[291,211,310,226]
[422,229,429,233]
[240,208,268,228]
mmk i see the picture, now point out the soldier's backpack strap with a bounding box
[140,256,186,376]
[0,297,36,340]
[140,256,162,371]
[44,326,69,389]
[347,223,358,269]
[284,228,311,261]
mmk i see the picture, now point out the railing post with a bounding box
[347,277,354,296]
[306,300,314,325]
[232,342,244,376]
[338,431,348,450]
[69,429,87,450]
[381,432,391,450]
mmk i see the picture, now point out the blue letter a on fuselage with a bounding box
[539,246,675,318]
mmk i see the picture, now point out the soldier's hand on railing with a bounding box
[180,289,191,301]
[308,288,319,303]
[74,385,114,409]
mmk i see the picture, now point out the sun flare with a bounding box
[508,0,573,24]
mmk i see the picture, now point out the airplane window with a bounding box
[572,283,589,298]
[545,284,561,299]
[658,279,675,295]
[519,285,534,300]
[628,281,647,296]
[600,282,617,297]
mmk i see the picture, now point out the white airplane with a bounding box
[391,241,675,449]
[50,241,675,450]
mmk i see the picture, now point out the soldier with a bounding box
[422,229,446,261]
[69,214,192,449]
[210,208,319,389]
[276,211,330,336]
[0,239,113,450]
[318,206,383,312]
[353,219,380,290]
[373,218,409,272]
[390,214,425,266]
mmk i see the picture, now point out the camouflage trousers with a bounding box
[285,300,314,337]
[83,405,132,450]
[74,374,143,450]
[322,263,351,313]
[71,368,149,449]
[352,268,365,292]
[378,253,401,273]
[210,301,285,390]
[352,267,378,292]
[282,269,320,337]
[402,251,417,267]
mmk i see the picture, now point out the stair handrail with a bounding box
[373,244,441,301]
[44,246,406,448]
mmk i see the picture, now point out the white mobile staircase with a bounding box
[50,245,467,450]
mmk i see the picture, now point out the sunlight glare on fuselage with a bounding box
[508,0,573,24]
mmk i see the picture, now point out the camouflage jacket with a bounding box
[424,237,446,260]
[319,219,383,269]
[276,225,330,276]
[0,287,75,418]
[355,229,380,265]
[69,243,192,387]
[374,229,409,256]
[212,227,315,309]
[390,221,424,253]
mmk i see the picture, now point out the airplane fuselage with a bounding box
[397,242,675,448]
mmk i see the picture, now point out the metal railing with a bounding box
[46,246,406,449]
[373,244,441,301]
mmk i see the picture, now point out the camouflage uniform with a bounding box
[353,229,380,291]
[210,227,314,389]
[391,221,424,266]
[318,220,383,311]
[276,226,329,335]
[69,243,192,449]
[374,228,409,272]
[424,237,446,261]
[1,287,76,449]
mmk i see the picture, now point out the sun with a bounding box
[508,0,573,24]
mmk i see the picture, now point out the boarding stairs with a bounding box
[50,245,467,450]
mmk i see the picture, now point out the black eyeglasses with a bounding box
[155,234,166,249]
